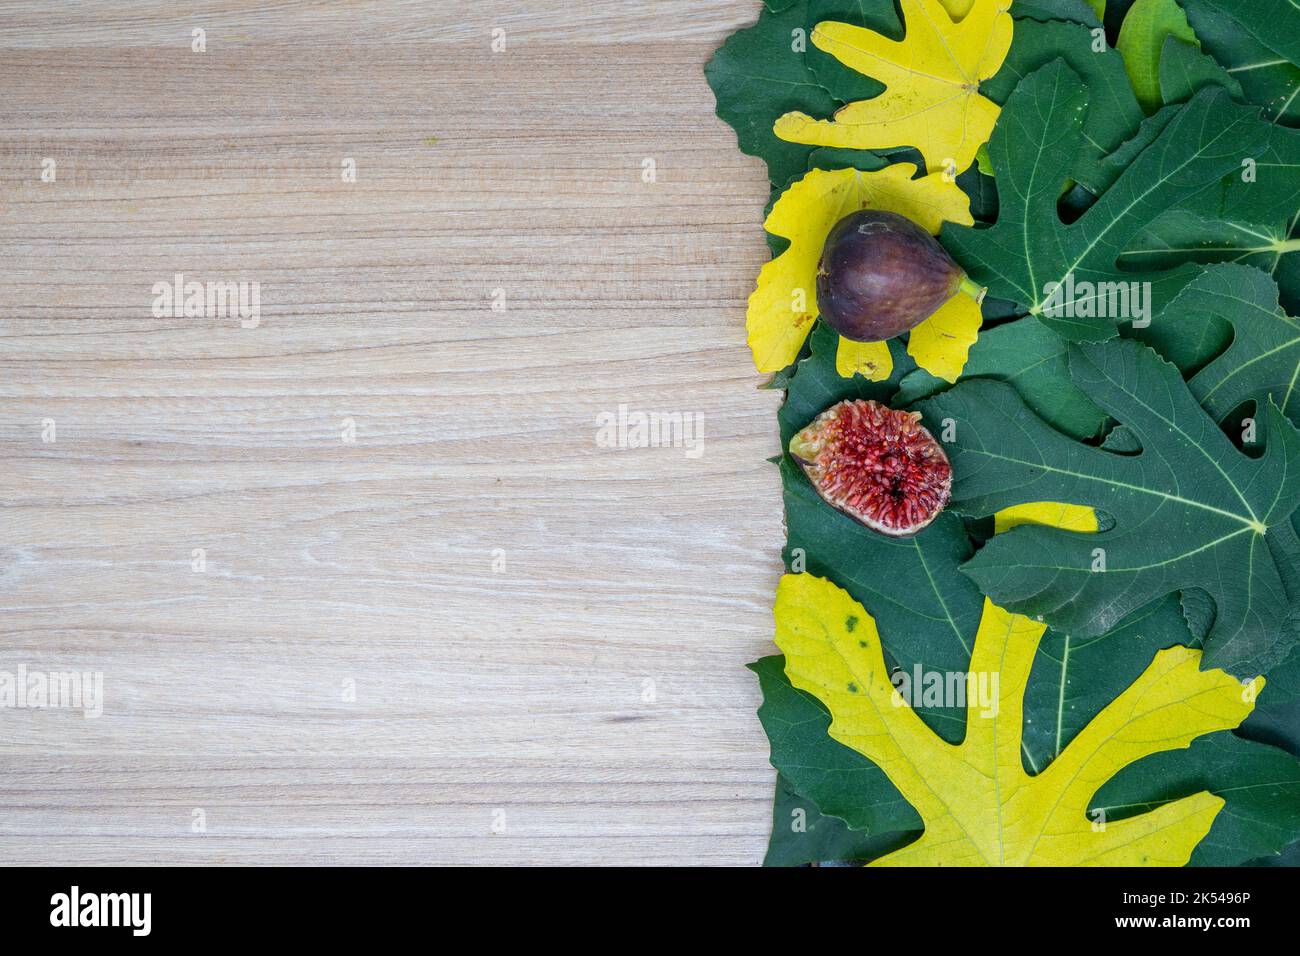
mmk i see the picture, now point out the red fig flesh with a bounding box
[790,399,952,537]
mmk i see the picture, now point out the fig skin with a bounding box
[816,209,967,342]
[790,399,952,538]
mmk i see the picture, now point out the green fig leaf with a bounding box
[918,338,1300,677]
[896,316,1108,442]
[705,1,841,186]
[942,61,1270,341]
[1115,0,1198,112]
[1180,0,1300,127]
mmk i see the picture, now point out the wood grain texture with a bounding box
[0,0,785,865]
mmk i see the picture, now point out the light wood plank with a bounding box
[0,0,784,865]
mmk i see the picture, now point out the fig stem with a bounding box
[959,275,988,305]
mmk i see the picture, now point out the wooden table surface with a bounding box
[0,0,785,865]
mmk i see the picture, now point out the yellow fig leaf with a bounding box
[774,0,1013,175]
[774,573,1262,866]
[904,289,982,383]
[994,502,1100,534]
[834,288,982,382]
[835,337,893,379]
[748,164,973,374]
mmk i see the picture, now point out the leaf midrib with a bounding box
[962,446,1261,528]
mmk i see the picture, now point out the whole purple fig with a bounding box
[816,209,972,342]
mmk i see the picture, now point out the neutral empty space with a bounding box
[0,0,783,865]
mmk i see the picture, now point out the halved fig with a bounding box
[816,209,974,342]
[790,399,952,537]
